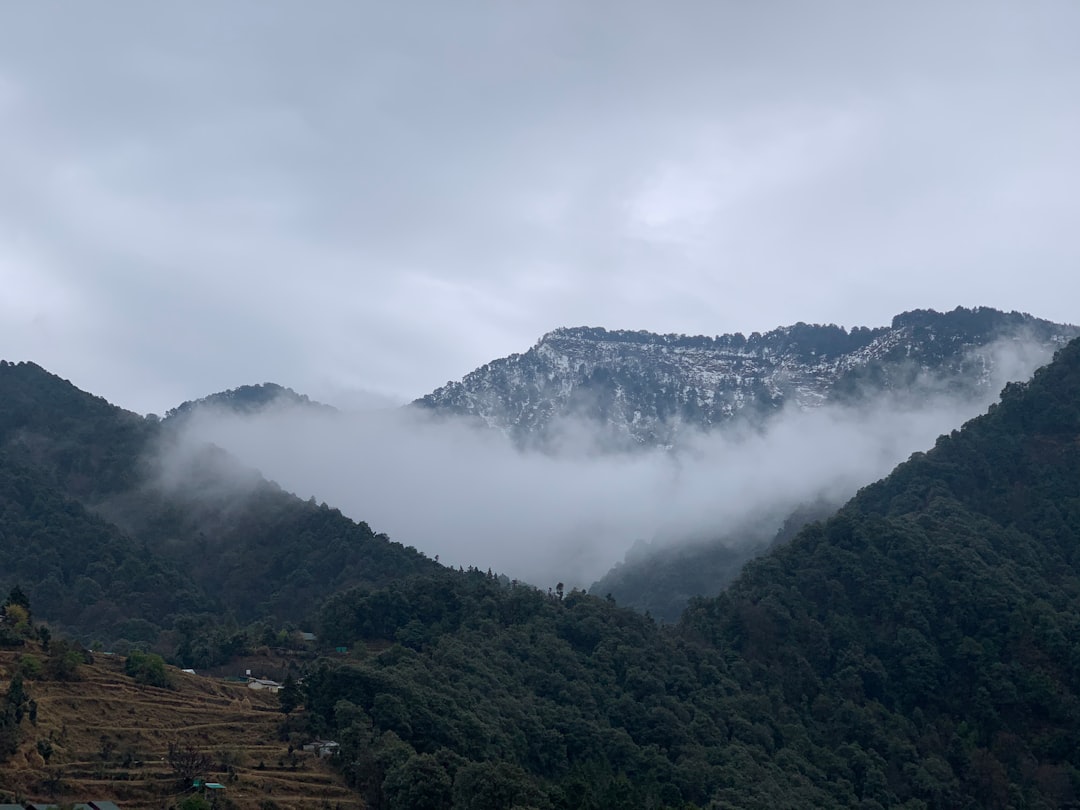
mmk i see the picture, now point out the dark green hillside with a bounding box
[104,455,436,626]
[0,361,438,649]
[0,451,204,639]
[0,361,154,500]
[303,571,845,809]
[291,338,1080,809]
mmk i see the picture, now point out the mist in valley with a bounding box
[166,336,1059,591]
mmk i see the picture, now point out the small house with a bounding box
[302,739,340,758]
[247,677,282,693]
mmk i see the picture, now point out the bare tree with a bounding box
[167,740,214,784]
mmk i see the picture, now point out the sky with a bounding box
[1,2,1079,415]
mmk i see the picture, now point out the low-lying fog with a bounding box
[169,338,1056,589]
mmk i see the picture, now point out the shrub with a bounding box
[19,654,43,679]
[125,650,173,689]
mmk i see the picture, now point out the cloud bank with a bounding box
[166,338,1060,589]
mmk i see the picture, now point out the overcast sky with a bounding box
[1,2,1078,415]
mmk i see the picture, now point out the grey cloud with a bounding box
[0,2,1078,413]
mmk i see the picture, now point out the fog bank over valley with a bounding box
[169,336,1058,589]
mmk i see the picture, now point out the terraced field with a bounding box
[0,646,360,809]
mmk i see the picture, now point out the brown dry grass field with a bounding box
[0,645,362,809]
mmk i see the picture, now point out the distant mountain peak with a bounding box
[165,383,335,421]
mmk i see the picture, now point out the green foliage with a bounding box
[125,650,173,689]
[45,639,88,681]
[278,675,301,715]
[2,603,30,636]
[4,673,27,723]
[452,761,545,810]
[18,653,42,679]
[0,623,23,648]
[0,671,29,760]
[383,753,452,810]
[307,571,821,807]
[4,584,30,612]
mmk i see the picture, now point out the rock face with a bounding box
[416,307,1079,449]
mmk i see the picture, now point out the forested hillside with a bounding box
[681,335,1080,807]
[287,337,1080,809]
[0,361,438,652]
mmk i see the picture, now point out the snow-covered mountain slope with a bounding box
[416,307,1079,449]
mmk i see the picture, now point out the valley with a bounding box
[3,309,1080,808]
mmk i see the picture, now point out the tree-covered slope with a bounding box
[293,338,1080,809]
[682,335,1080,808]
[305,571,847,809]
[0,361,438,648]
[0,361,155,501]
[0,451,204,640]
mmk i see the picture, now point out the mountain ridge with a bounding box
[415,306,1079,449]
